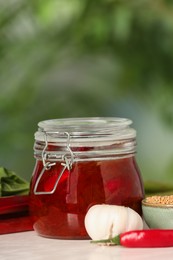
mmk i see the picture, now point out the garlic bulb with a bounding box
[84,204,143,240]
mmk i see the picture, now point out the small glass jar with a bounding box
[29,117,144,239]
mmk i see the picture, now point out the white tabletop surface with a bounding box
[0,231,173,260]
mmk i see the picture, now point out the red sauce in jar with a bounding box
[29,118,144,239]
[30,156,144,239]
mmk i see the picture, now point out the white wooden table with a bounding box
[0,231,173,260]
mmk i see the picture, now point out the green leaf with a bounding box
[0,167,29,196]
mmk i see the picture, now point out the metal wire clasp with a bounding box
[33,131,74,195]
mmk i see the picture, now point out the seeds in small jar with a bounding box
[145,195,173,205]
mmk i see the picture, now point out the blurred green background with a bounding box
[1,0,173,192]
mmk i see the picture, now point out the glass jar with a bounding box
[29,117,144,239]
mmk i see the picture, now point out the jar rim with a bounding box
[35,117,136,143]
[38,117,132,132]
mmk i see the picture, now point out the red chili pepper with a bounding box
[91,230,173,248]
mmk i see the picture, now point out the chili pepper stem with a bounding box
[91,235,121,245]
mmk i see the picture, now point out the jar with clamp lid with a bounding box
[29,117,144,239]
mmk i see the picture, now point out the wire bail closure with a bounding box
[34,131,74,195]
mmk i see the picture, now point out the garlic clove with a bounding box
[125,207,143,231]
